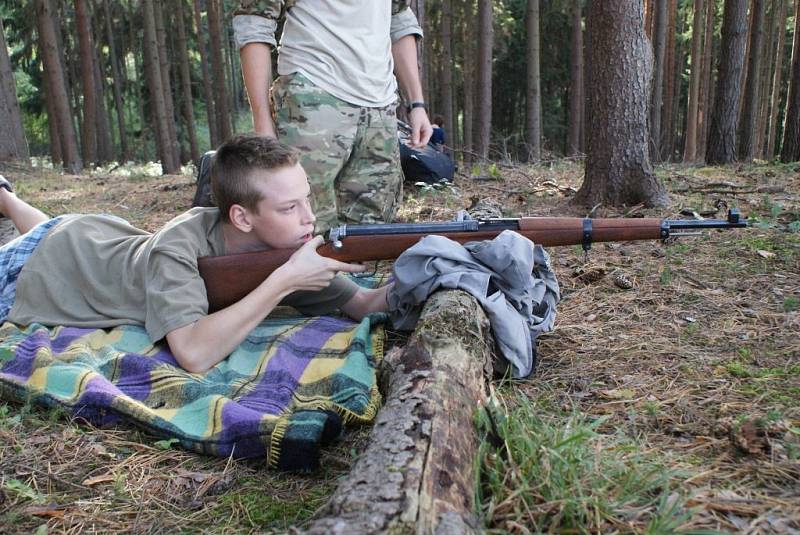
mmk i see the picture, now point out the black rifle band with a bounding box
[582,218,592,252]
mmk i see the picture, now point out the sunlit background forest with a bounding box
[1,0,798,174]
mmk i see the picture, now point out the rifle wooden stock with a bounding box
[199,217,666,311]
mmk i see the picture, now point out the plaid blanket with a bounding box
[0,312,385,471]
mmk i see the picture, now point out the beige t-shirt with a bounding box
[9,209,359,342]
[233,2,423,107]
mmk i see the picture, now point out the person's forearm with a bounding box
[240,42,276,136]
[167,269,295,373]
[392,35,424,102]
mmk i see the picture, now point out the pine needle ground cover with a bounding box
[0,158,797,533]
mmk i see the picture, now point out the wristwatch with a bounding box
[407,101,426,113]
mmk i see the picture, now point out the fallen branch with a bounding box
[299,290,494,534]
[672,185,785,195]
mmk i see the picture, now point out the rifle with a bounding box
[199,209,747,311]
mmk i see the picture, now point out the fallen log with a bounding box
[298,290,494,534]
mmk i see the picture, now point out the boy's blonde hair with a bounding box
[210,134,300,222]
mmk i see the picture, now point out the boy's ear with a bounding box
[228,204,253,233]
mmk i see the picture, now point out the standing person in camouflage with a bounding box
[233,1,432,233]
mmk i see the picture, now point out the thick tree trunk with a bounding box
[299,291,492,534]
[575,0,669,208]
[176,0,200,163]
[193,0,219,149]
[35,0,82,173]
[525,0,541,161]
[0,18,29,161]
[41,71,62,165]
[102,0,128,160]
[475,0,493,162]
[74,0,98,166]
[649,0,668,160]
[767,0,789,159]
[780,0,800,161]
[439,0,454,158]
[568,0,584,156]
[92,43,114,164]
[739,0,766,161]
[208,0,232,142]
[706,0,748,164]
[684,0,706,161]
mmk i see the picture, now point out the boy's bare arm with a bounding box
[167,237,365,373]
[339,284,393,321]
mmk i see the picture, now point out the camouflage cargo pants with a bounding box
[271,72,403,233]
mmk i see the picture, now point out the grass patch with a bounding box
[477,394,696,532]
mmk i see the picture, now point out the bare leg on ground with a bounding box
[0,177,50,235]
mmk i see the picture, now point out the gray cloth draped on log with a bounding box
[387,230,560,377]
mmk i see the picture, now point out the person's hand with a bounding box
[277,236,366,292]
[407,107,433,149]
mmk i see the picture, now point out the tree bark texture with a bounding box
[576,1,669,208]
[706,0,749,164]
[299,291,492,534]
[568,0,584,156]
[35,0,82,173]
[649,0,668,160]
[661,0,679,160]
[208,0,232,143]
[526,0,542,161]
[176,0,200,163]
[92,41,113,164]
[193,0,219,149]
[0,18,29,161]
[739,0,766,161]
[462,0,476,163]
[780,0,800,161]
[476,0,493,161]
[440,0,454,158]
[74,0,98,166]
[154,2,181,168]
[767,0,789,159]
[102,0,128,160]
[142,0,178,173]
[684,0,706,161]
[698,0,717,158]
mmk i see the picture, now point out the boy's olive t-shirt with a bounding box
[8,208,359,342]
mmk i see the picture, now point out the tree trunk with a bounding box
[154,2,181,167]
[92,41,114,164]
[176,0,200,162]
[462,0,475,164]
[524,0,542,161]
[738,0,766,161]
[74,0,98,166]
[208,0,232,142]
[35,0,82,173]
[193,0,219,149]
[41,71,62,165]
[661,0,679,160]
[0,18,29,161]
[299,291,491,534]
[706,0,748,164]
[142,0,178,173]
[440,0,454,158]
[568,0,584,156]
[650,0,668,160]
[684,0,706,161]
[767,0,789,159]
[102,0,128,160]
[575,0,669,208]
[780,0,800,161]
[698,0,717,159]
[475,0,493,162]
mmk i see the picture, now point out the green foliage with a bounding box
[477,394,694,532]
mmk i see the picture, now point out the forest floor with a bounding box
[0,156,798,534]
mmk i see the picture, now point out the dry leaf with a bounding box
[599,388,636,400]
[756,250,775,258]
[82,474,116,487]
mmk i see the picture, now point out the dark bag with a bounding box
[397,121,455,185]
[192,150,216,207]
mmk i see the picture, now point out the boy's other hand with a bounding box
[279,236,366,292]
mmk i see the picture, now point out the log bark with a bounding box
[299,290,493,534]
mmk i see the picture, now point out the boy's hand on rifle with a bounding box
[278,236,366,292]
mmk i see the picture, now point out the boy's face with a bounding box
[245,163,317,250]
